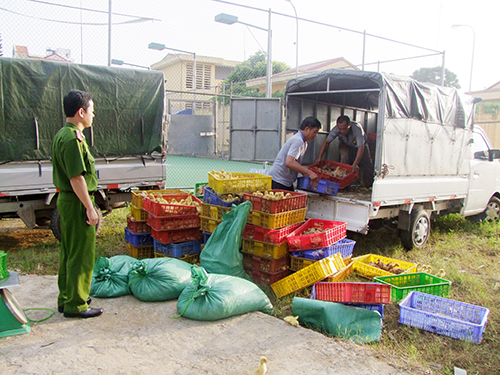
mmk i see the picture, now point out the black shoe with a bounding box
[63,307,103,319]
[58,297,92,313]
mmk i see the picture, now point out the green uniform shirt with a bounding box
[51,122,98,192]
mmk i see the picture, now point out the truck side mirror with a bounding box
[474,151,488,160]
[489,149,500,161]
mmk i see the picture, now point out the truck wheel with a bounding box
[400,210,430,250]
[50,206,103,242]
[483,196,500,222]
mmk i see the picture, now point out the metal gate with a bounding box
[229,98,282,162]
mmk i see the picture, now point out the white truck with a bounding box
[284,69,500,249]
[0,57,167,239]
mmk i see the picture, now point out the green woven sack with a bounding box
[128,257,192,302]
[176,266,274,321]
[90,255,137,297]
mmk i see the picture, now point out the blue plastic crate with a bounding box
[153,239,202,258]
[289,238,355,259]
[124,227,153,247]
[202,186,242,207]
[297,177,339,195]
[203,231,212,243]
[342,303,385,318]
[399,291,489,344]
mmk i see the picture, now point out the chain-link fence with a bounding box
[0,0,447,188]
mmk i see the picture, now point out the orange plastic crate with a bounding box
[286,219,346,251]
[242,222,302,244]
[147,212,200,231]
[311,282,392,304]
[243,190,307,214]
[308,160,359,189]
[143,194,201,216]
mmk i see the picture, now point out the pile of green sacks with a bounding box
[90,201,273,320]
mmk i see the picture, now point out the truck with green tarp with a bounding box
[0,57,167,238]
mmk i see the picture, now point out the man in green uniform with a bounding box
[51,90,103,319]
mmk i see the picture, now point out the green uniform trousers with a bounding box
[57,192,96,314]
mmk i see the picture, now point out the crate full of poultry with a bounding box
[245,268,291,286]
[241,238,289,259]
[200,216,221,233]
[124,227,153,247]
[208,170,272,195]
[202,186,242,207]
[143,193,202,216]
[194,183,208,199]
[150,227,203,245]
[243,190,307,214]
[127,214,150,234]
[296,177,339,196]
[147,212,200,231]
[126,243,154,259]
[242,222,302,244]
[286,219,346,251]
[247,207,307,229]
[374,272,451,302]
[132,189,186,209]
[308,160,359,189]
[242,253,289,273]
[352,254,417,279]
[290,252,352,273]
[200,202,232,221]
[311,282,392,304]
[289,238,355,260]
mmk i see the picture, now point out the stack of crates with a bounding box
[200,186,241,242]
[142,192,203,264]
[242,189,308,285]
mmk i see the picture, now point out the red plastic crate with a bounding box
[242,253,289,273]
[243,190,307,214]
[147,212,200,231]
[127,214,150,234]
[308,160,359,189]
[245,268,291,286]
[143,194,202,216]
[286,219,346,251]
[242,222,302,244]
[311,282,391,304]
[151,227,203,244]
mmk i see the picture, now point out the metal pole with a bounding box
[107,0,112,66]
[266,8,272,98]
[469,28,475,92]
[440,51,446,86]
[287,0,298,77]
[362,30,366,71]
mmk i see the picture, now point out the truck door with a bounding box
[463,129,500,215]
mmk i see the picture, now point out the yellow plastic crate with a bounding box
[208,172,272,195]
[200,202,232,221]
[241,238,289,259]
[154,252,200,265]
[325,262,354,282]
[130,203,148,221]
[352,254,417,280]
[126,243,154,259]
[132,189,186,209]
[200,216,222,233]
[290,254,352,272]
[247,208,307,229]
[271,253,345,298]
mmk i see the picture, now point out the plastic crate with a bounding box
[208,171,272,195]
[374,272,451,302]
[154,252,200,265]
[308,160,359,189]
[247,207,307,229]
[194,183,208,199]
[153,239,202,258]
[296,177,340,195]
[200,202,232,221]
[130,203,148,221]
[126,242,154,259]
[289,255,317,271]
[311,282,391,304]
[151,227,203,244]
[124,227,153,247]
[126,214,150,234]
[147,212,200,231]
[290,238,355,260]
[241,238,289,259]
[200,216,222,233]
[286,219,347,251]
[132,189,186,209]
[143,194,202,216]
[342,303,385,319]
[203,231,212,243]
[352,254,417,280]
[203,186,242,207]
[399,291,489,344]
[242,253,289,273]
[271,253,345,298]
[245,268,291,286]
[325,262,354,282]
[242,222,302,244]
[243,190,307,214]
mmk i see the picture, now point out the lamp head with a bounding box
[148,42,166,51]
[111,59,124,65]
[215,13,238,25]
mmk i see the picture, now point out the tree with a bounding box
[411,66,461,89]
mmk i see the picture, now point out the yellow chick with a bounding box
[254,356,268,375]
[284,315,300,327]
[436,268,446,278]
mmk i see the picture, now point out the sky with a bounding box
[1,0,498,92]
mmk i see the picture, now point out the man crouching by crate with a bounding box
[268,116,321,191]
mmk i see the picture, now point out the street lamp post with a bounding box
[452,24,476,92]
[215,12,273,98]
[111,59,150,69]
[285,0,298,77]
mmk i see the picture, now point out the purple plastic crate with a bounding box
[297,177,339,195]
[124,227,153,247]
[153,239,202,258]
[202,186,242,207]
[289,238,355,259]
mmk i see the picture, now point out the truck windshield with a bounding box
[472,132,490,156]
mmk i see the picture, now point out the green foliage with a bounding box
[411,66,461,89]
[476,102,500,114]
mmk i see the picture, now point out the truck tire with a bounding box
[50,206,103,242]
[400,210,430,250]
[482,196,500,222]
